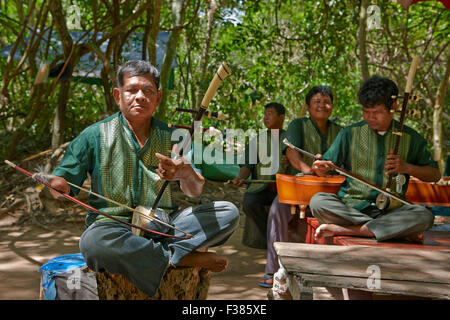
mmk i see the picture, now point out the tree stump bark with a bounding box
[96,266,210,300]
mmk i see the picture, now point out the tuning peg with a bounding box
[391,95,422,102]
[216,111,228,120]
[169,124,209,132]
[393,108,421,116]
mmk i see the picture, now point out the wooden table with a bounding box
[274,241,450,300]
[275,175,450,299]
[275,217,450,299]
[305,217,450,248]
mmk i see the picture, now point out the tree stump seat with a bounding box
[96,266,211,300]
[39,254,211,300]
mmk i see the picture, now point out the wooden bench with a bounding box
[274,217,450,300]
[275,174,450,300]
[305,217,450,248]
[274,241,450,300]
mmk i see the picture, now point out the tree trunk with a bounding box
[195,0,221,109]
[433,55,450,173]
[51,79,71,149]
[155,0,188,121]
[147,0,162,67]
[358,0,370,81]
[49,0,75,150]
[101,67,116,114]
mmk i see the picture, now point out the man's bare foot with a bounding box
[404,233,424,243]
[177,251,228,273]
[314,224,342,240]
[314,223,374,240]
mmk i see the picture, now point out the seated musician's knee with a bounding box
[399,205,435,233]
[214,201,240,229]
[80,235,106,271]
[309,192,331,213]
[79,224,120,268]
[417,207,434,229]
[80,232,106,262]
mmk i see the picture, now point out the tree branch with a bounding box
[96,1,153,46]
[160,0,201,32]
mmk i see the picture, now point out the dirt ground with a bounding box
[0,169,270,300]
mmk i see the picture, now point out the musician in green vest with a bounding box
[231,102,287,243]
[48,60,239,298]
[259,86,342,288]
[310,75,441,242]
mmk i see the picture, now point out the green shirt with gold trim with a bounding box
[286,117,343,174]
[240,129,286,194]
[323,120,439,211]
[52,112,178,227]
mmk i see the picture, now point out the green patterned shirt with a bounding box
[240,129,286,194]
[286,117,342,174]
[53,112,177,227]
[323,120,439,211]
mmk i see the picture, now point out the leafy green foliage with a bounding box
[0,0,448,161]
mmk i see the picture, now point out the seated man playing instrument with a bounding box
[231,102,287,243]
[258,86,342,288]
[48,60,239,298]
[310,75,441,242]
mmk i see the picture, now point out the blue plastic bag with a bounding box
[38,253,87,300]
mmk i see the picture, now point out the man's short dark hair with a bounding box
[116,60,160,89]
[264,102,285,115]
[305,86,334,106]
[358,75,398,110]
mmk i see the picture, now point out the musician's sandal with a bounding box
[257,274,273,288]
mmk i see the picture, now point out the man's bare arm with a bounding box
[385,154,441,182]
[231,167,251,187]
[286,147,311,173]
[155,153,205,197]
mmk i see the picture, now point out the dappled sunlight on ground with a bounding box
[0,212,271,300]
[0,178,272,300]
[207,220,270,300]
[0,224,82,299]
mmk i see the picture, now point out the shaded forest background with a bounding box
[0,0,448,173]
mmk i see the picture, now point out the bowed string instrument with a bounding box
[283,56,422,211]
[4,159,192,239]
[375,56,420,210]
[5,63,231,240]
[149,62,232,224]
[282,139,412,207]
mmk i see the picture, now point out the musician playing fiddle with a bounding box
[259,86,343,288]
[310,75,441,242]
[48,60,239,298]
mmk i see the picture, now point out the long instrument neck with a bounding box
[385,56,420,191]
[151,63,231,212]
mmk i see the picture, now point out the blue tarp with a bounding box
[38,253,87,300]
